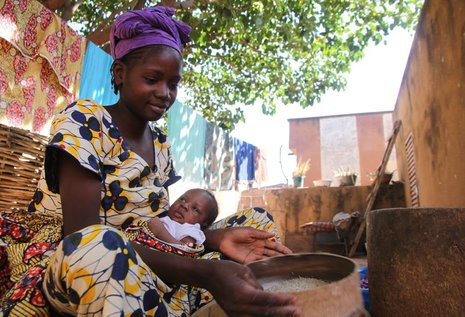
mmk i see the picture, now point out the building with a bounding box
[288,111,397,187]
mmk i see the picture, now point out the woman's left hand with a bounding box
[212,227,293,264]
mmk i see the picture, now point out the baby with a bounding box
[147,188,218,247]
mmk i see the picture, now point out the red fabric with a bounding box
[300,221,336,233]
[125,224,202,258]
[0,246,13,299]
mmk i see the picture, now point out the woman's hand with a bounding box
[207,260,301,317]
[134,245,300,316]
[207,227,292,264]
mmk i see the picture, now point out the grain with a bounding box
[263,277,328,293]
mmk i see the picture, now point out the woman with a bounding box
[3,6,301,317]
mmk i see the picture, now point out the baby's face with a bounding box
[168,189,213,226]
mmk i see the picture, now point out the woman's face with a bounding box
[114,46,183,122]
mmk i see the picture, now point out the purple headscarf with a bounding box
[110,6,192,60]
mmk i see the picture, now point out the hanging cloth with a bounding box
[0,0,86,134]
[204,122,234,191]
[167,100,206,185]
[79,41,118,105]
[254,147,268,186]
[234,138,255,181]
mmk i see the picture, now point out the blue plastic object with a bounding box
[358,266,370,313]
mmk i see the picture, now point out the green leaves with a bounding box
[61,0,424,130]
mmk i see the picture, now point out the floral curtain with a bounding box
[0,0,86,135]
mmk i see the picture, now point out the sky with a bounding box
[231,27,415,185]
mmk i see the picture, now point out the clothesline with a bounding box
[0,0,267,191]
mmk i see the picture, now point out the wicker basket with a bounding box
[0,123,49,211]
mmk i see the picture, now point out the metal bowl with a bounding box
[193,252,366,317]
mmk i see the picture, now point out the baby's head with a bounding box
[168,188,218,229]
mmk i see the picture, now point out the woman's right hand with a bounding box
[207,260,301,317]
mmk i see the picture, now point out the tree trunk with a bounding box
[60,0,84,21]
[87,27,113,47]
[133,0,146,10]
[40,0,68,11]
[160,0,194,9]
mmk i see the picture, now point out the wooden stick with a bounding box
[348,120,402,257]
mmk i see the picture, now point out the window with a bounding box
[405,132,419,207]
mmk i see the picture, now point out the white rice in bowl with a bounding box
[263,277,328,293]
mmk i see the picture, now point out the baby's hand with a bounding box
[180,236,197,247]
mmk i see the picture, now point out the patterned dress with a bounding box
[28,98,178,225]
[0,99,281,316]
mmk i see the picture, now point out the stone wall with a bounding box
[393,0,465,207]
[239,183,406,252]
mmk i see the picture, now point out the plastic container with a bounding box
[313,179,332,187]
[358,266,370,314]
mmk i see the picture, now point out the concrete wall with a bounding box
[289,112,397,187]
[238,183,405,252]
[393,0,465,207]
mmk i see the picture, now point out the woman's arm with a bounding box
[57,151,206,286]
[133,243,301,317]
[204,227,293,264]
[58,151,101,236]
[58,151,300,316]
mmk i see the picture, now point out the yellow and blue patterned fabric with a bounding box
[0,98,282,316]
[43,207,280,316]
[28,98,180,228]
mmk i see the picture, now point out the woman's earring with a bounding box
[112,81,121,95]
[110,61,122,95]
[111,77,119,95]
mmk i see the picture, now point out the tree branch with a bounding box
[87,0,140,46]
[197,51,258,80]
[59,0,84,21]
[160,0,194,9]
[240,40,262,55]
[133,0,146,10]
[40,0,83,21]
[198,52,238,71]
[87,28,112,47]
